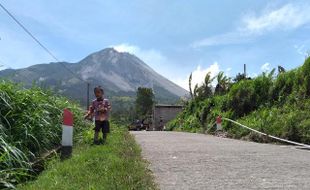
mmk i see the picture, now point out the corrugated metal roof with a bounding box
[155,104,183,108]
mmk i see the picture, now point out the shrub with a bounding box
[228,80,257,117]
[0,81,91,188]
[271,70,296,103]
[169,57,310,146]
[300,57,310,97]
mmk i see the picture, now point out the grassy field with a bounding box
[19,125,157,190]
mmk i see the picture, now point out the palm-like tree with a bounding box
[193,72,214,99]
[215,72,230,95]
[278,66,286,74]
[193,83,199,98]
[189,73,193,99]
[202,72,214,97]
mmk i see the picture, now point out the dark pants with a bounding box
[93,120,110,143]
[94,120,110,133]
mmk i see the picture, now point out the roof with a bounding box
[154,104,183,108]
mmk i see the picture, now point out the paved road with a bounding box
[131,131,310,190]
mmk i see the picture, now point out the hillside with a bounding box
[0,48,187,106]
[168,57,310,144]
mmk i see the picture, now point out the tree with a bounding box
[135,87,154,118]
[193,84,199,98]
[301,56,310,97]
[228,80,256,117]
[192,72,214,100]
[203,72,214,97]
[278,65,286,74]
[189,73,193,99]
[215,71,230,95]
[233,73,246,83]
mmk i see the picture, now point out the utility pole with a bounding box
[87,83,90,110]
[244,64,247,78]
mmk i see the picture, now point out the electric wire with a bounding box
[0,2,88,84]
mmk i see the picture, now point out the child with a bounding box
[85,86,112,145]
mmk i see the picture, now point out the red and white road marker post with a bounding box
[216,116,222,131]
[61,109,73,159]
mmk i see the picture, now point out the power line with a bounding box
[0,2,88,84]
[0,59,9,69]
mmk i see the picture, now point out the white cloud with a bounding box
[261,62,271,72]
[191,32,253,48]
[191,3,310,48]
[112,43,168,70]
[294,44,309,56]
[112,43,189,89]
[251,73,258,78]
[173,62,220,91]
[242,3,310,34]
[113,44,139,54]
[225,67,232,76]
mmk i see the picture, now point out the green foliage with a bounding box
[215,71,230,95]
[0,81,91,188]
[233,73,246,83]
[227,80,256,117]
[271,69,297,103]
[235,99,310,144]
[227,70,274,117]
[135,87,154,118]
[301,57,310,97]
[169,58,310,145]
[20,125,157,190]
[110,96,135,124]
[193,72,214,100]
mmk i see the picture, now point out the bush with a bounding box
[227,80,257,117]
[235,100,310,144]
[0,81,91,188]
[169,57,310,146]
[301,57,310,97]
[271,70,296,103]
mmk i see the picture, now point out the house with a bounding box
[152,104,183,131]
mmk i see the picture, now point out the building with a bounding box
[152,104,183,131]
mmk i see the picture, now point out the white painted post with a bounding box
[216,116,222,131]
[61,109,73,158]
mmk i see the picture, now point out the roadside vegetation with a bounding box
[168,57,310,144]
[0,81,156,189]
[0,81,92,188]
[20,125,157,190]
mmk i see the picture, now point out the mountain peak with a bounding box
[80,48,122,65]
[96,47,119,55]
[0,47,188,104]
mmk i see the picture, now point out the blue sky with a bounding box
[1,0,310,90]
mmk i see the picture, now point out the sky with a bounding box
[1,0,310,90]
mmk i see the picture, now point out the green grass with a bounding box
[232,99,310,144]
[19,125,157,190]
[0,81,92,188]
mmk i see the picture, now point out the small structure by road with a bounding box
[151,104,183,131]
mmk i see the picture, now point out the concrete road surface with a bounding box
[131,131,310,190]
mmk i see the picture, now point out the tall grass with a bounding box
[0,81,91,188]
[20,125,157,190]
